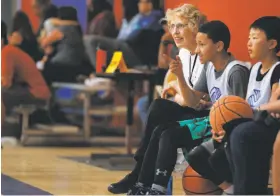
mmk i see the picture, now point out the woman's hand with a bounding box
[161,82,178,99]
[169,55,184,78]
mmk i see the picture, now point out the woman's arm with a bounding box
[41,29,64,48]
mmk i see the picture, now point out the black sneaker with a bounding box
[127,184,149,195]
[108,174,137,194]
[146,188,165,195]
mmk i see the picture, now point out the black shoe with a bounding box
[146,188,165,195]
[127,184,149,195]
[108,174,137,194]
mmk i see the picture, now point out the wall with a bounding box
[20,0,122,32]
[1,0,21,32]
[51,0,87,32]
[164,0,280,61]
[21,0,40,32]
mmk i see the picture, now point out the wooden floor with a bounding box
[1,146,185,195]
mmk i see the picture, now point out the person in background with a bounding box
[9,11,41,62]
[32,0,58,39]
[40,6,91,85]
[87,0,117,38]
[84,0,163,68]
[1,21,51,141]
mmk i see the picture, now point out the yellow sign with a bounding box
[105,51,128,73]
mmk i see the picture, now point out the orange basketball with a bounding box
[182,166,222,195]
[210,95,253,133]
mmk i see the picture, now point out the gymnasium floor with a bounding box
[1,144,184,195]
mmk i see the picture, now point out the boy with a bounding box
[127,20,250,195]
[212,16,280,195]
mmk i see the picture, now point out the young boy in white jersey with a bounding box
[126,20,249,195]
[212,16,280,195]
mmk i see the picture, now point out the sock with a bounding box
[224,185,234,194]
[136,182,144,187]
[151,184,167,194]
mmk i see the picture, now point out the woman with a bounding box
[107,4,208,194]
[87,0,117,38]
[41,6,92,85]
[9,11,41,61]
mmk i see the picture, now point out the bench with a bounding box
[14,101,81,145]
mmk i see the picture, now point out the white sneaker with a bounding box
[2,137,18,147]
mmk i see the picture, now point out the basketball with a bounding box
[182,166,222,195]
[209,95,253,133]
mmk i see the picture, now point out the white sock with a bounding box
[136,182,144,187]
[151,184,167,194]
[224,185,234,194]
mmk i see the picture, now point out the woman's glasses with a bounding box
[168,23,188,32]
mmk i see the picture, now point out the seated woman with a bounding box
[107,4,208,194]
[9,11,41,61]
[40,6,92,85]
[1,21,51,139]
[87,0,117,38]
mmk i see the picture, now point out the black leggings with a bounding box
[187,141,232,186]
[137,122,209,187]
[131,99,209,178]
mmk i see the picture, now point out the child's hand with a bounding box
[195,99,213,111]
[211,129,225,143]
[271,112,280,119]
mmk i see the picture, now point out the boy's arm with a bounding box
[228,65,250,99]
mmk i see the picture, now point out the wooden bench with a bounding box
[14,103,81,145]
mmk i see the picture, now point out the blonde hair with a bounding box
[165,4,207,32]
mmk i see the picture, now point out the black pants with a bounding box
[2,85,46,139]
[229,120,279,195]
[187,140,233,186]
[131,99,209,178]
[42,62,93,86]
[137,122,210,187]
[2,86,45,115]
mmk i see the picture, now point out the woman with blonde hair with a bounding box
[108,4,210,194]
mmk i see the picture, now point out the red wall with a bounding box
[22,0,40,32]
[114,0,123,28]
[164,0,280,61]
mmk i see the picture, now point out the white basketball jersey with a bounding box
[246,61,280,108]
[206,60,247,103]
